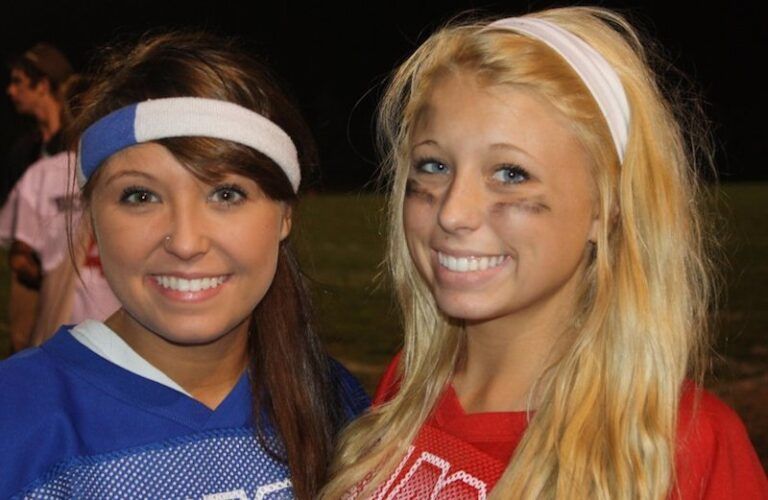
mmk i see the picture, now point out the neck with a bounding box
[107,310,249,409]
[34,98,62,143]
[453,283,579,413]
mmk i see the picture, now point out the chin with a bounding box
[150,320,242,346]
[162,333,222,346]
[433,294,503,323]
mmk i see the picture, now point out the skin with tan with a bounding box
[404,72,598,413]
[89,143,291,409]
[6,68,62,142]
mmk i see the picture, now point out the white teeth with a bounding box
[437,252,507,273]
[153,275,226,292]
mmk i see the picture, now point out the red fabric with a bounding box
[372,356,768,499]
[674,386,768,499]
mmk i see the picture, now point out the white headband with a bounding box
[77,97,301,191]
[487,17,630,162]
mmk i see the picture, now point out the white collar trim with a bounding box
[70,319,192,397]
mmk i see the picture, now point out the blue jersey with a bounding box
[0,326,369,499]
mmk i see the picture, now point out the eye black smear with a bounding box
[493,199,550,214]
[405,179,436,204]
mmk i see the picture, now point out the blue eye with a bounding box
[120,187,159,204]
[415,158,448,175]
[210,184,247,205]
[493,165,529,184]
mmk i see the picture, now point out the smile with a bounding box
[437,252,508,273]
[153,275,228,292]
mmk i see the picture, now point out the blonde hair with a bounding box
[323,7,714,499]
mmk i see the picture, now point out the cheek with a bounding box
[94,231,147,297]
[232,222,284,309]
[92,218,127,269]
[231,213,285,268]
[92,213,156,267]
[403,197,436,247]
[488,201,543,245]
[403,197,438,277]
[490,201,593,272]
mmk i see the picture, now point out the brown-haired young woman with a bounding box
[0,31,368,499]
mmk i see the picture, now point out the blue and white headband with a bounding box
[77,97,301,191]
[487,17,630,163]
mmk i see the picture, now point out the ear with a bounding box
[35,77,52,96]
[587,217,600,248]
[279,204,292,241]
[78,210,98,250]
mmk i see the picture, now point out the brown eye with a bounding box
[120,187,159,204]
[210,185,247,205]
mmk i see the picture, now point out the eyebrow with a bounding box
[489,142,523,151]
[489,142,543,165]
[103,169,157,187]
[411,139,438,151]
[412,140,537,160]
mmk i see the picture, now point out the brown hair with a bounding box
[72,31,344,499]
[8,42,74,93]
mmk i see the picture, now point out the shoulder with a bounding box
[27,151,70,171]
[0,342,59,395]
[677,383,756,455]
[0,327,79,496]
[0,326,77,426]
[16,152,70,187]
[675,383,768,498]
[373,351,402,406]
[679,384,738,429]
[329,358,370,420]
[13,152,71,215]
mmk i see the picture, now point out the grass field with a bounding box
[0,184,766,466]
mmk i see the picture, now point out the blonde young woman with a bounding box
[323,7,768,499]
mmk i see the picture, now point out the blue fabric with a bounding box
[0,326,369,498]
[332,358,373,422]
[79,104,137,179]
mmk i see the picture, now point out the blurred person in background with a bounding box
[3,75,120,348]
[1,42,74,352]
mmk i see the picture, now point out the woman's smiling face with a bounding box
[90,142,291,346]
[403,72,599,329]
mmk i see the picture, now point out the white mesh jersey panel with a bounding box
[15,429,294,500]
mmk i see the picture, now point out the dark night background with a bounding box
[3,1,768,470]
[1,1,766,188]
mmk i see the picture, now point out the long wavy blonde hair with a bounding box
[323,7,714,499]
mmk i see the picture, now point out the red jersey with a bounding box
[370,356,768,499]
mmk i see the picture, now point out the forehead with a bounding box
[92,142,257,191]
[96,143,184,179]
[411,72,586,163]
[9,67,31,82]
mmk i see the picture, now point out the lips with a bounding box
[147,274,231,304]
[436,251,509,273]
[153,275,228,292]
[153,275,227,292]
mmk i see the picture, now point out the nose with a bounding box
[162,201,211,260]
[437,170,484,234]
